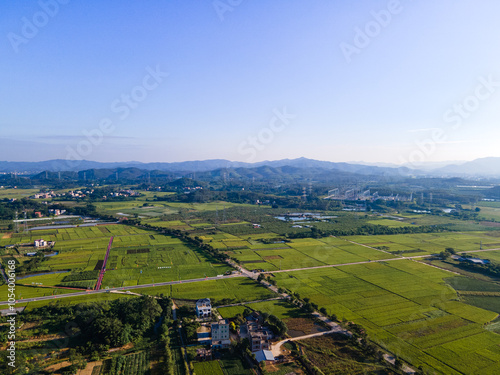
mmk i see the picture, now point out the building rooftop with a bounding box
[196,326,211,334]
[196,298,211,307]
[255,350,275,362]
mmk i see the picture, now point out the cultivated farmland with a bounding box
[273,260,500,375]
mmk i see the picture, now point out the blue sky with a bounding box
[1,0,500,164]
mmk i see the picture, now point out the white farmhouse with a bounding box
[34,239,47,247]
[195,298,212,318]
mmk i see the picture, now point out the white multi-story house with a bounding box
[34,239,47,247]
[211,319,230,349]
[195,298,212,318]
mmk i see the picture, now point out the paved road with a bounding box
[271,324,348,357]
[272,310,351,357]
[0,274,244,305]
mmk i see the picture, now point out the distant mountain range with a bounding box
[1,157,500,178]
[0,158,414,177]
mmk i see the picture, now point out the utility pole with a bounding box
[23,210,28,233]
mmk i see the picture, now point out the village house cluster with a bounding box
[194,298,276,363]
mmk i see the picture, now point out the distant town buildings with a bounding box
[31,189,140,201]
[326,187,413,202]
[32,191,56,199]
[49,209,66,216]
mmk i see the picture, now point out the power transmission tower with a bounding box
[23,210,28,233]
[14,211,19,233]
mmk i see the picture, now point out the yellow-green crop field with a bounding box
[274,260,500,375]
[1,224,232,293]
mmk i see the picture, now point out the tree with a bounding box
[69,348,86,370]
[439,251,450,259]
[394,357,403,370]
[91,316,124,347]
[120,323,133,345]
[229,321,237,332]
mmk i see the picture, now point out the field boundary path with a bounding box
[340,237,394,255]
[271,323,349,357]
[95,236,114,290]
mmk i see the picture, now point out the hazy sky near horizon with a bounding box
[1,0,500,164]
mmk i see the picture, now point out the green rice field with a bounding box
[274,260,500,375]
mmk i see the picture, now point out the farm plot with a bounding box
[134,277,276,303]
[143,220,193,230]
[217,305,248,318]
[112,350,150,375]
[367,218,415,227]
[101,237,232,287]
[273,260,500,374]
[468,249,500,263]
[346,232,496,256]
[244,299,304,320]
[193,361,224,375]
[8,224,229,291]
[0,284,69,301]
[224,234,395,271]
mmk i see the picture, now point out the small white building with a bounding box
[34,239,47,247]
[211,319,230,349]
[195,298,212,318]
[255,350,275,363]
